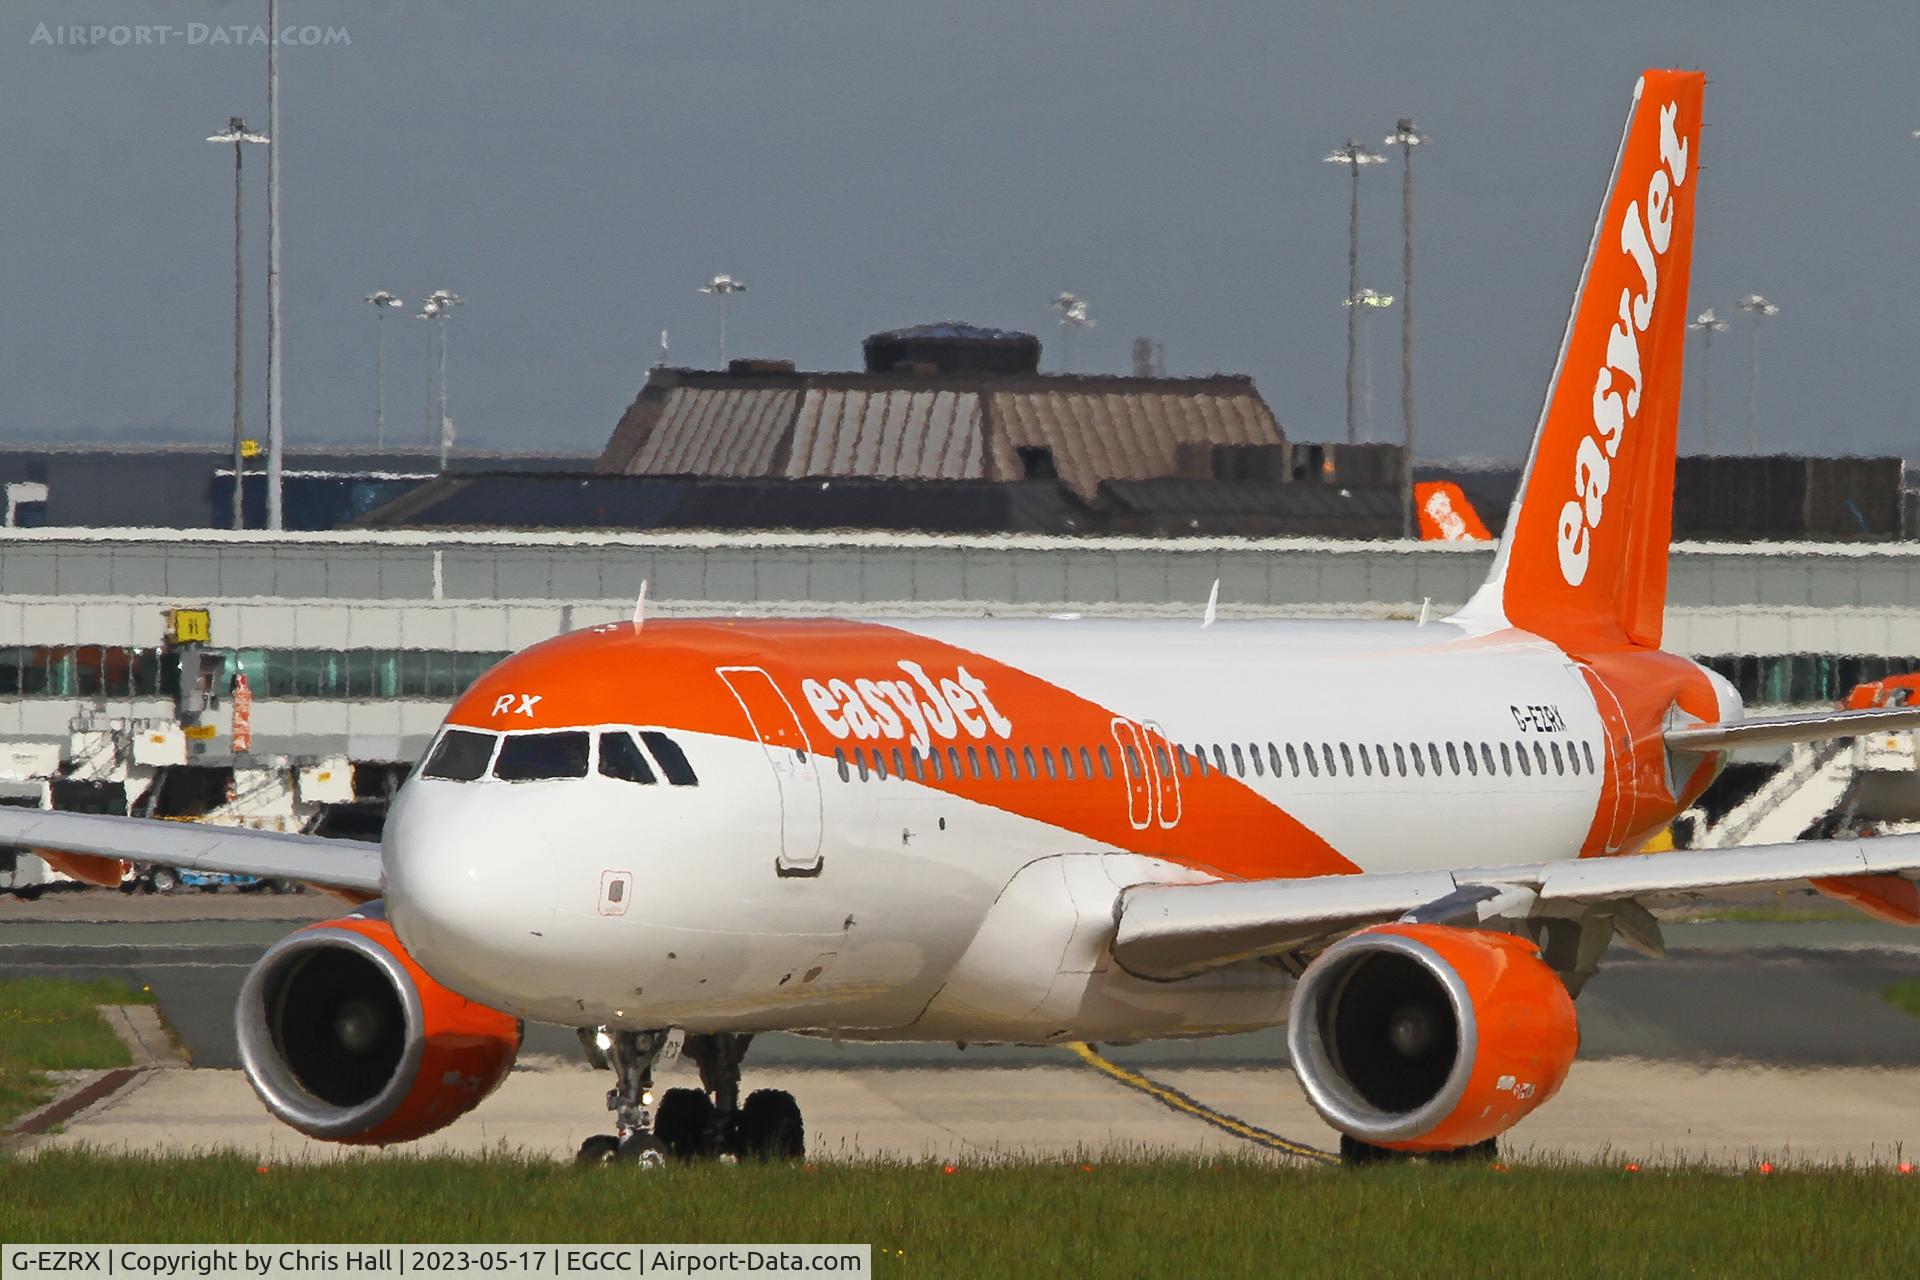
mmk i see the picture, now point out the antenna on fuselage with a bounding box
[632,579,648,629]
[1202,578,1220,629]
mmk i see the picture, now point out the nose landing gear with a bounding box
[575,1027,672,1167]
[574,1028,805,1166]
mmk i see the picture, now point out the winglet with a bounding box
[632,579,649,629]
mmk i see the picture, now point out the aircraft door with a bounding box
[717,667,824,876]
[1109,718,1153,831]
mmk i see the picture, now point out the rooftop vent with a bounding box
[862,323,1042,376]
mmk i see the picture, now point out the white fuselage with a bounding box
[381,616,1719,1045]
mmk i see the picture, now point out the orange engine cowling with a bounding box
[236,909,521,1145]
[1286,923,1577,1152]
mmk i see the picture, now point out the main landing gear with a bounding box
[1339,1135,1500,1166]
[574,1028,805,1167]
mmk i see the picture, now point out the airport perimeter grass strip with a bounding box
[4,1153,1919,1277]
[0,977,151,1129]
[1884,978,1920,1018]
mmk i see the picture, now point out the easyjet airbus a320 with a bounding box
[13,70,1920,1165]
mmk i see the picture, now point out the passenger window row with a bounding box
[421,727,699,786]
[836,742,1118,784]
[831,735,1598,785]
[1177,737,1597,782]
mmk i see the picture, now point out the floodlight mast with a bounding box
[416,291,464,470]
[699,275,748,367]
[1051,292,1095,372]
[1735,293,1780,453]
[208,117,268,530]
[1384,118,1426,538]
[1344,288,1395,443]
[1324,139,1387,447]
[265,0,283,530]
[364,292,403,448]
[1687,308,1730,452]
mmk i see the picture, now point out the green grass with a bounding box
[0,976,152,1127]
[2,1152,1917,1277]
[1883,979,1920,1018]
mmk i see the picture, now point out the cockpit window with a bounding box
[422,729,496,781]
[639,731,698,786]
[493,731,591,782]
[599,732,658,785]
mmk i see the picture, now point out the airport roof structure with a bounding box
[597,365,1288,502]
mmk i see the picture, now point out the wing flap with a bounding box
[1666,705,1920,752]
[1112,834,1920,980]
[0,808,382,895]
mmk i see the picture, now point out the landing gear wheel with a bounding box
[576,1135,621,1166]
[615,1134,669,1168]
[1339,1135,1499,1165]
[1431,1138,1500,1164]
[654,1087,716,1160]
[1339,1135,1395,1166]
[735,1089,805,1161]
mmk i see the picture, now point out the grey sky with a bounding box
[2,1,1916,461]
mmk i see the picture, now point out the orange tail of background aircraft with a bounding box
[1460,70,1702,653]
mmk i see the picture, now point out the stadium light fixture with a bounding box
[208,118,268,530]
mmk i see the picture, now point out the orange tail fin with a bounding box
[1459,71,1703,651]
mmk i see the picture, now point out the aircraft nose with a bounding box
[383,785,553,1001]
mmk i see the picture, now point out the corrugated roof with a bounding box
[599,368,1288,501]
[788,389,985,480]
[626,385,800,476]
[989,386,1283,498]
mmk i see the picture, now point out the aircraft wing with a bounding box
[0,808,383,896]
[1112,834,1920,980]
[1666,705,1920,752]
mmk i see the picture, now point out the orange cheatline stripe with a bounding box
[1065,1041,1338,1165]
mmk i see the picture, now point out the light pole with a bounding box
[1324,138,1388,446]
[1735,294,1780,453]
[207,117,267,530]
[1687,308,1729,452]
[1384,118,1426,537]
[363,291,403,447]
[265,0,284,530]
[699,275,747,367]
[417,291,464,470]
[1051,292,1095,372]
[1343,288,1395,442]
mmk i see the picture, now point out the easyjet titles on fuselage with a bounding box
[801,662,1013,752]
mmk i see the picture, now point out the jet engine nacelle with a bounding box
[236,908,521,1145]
[1286,923,1577,1152]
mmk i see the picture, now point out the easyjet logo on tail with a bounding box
[1556,101,1690,587]
[801,662,1013,752]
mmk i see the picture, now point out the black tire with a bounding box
[737,1089,805,1161]
[654,1088,715,1160]
[151,868,179,894]
[1430,1138,1500,1164]
[14,885,43,903]
[1340,1134,1498,1166]
[575,1135,621,1166]
[1340,1135,1397,1166]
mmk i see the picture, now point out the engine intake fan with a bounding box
[1286,923,1577,1152]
